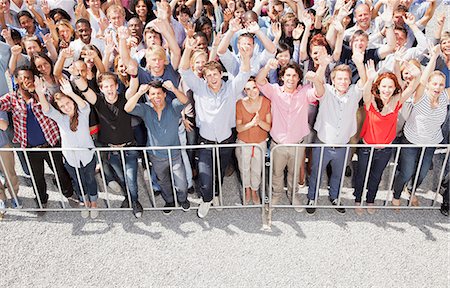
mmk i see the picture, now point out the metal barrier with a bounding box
[0,143,448,227]
[0,143,266,220]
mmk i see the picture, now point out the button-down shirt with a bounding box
[314,84,363,144]
[0,91,60,148]
[258,82,316,144]
[180,69,251,142]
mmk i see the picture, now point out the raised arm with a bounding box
[299,13,312,61]
[72,76,98,105]
[309,50,332,97]
[124,84,149,113]
[416,0,437,28]
[54,48,74,79]
[377,3,396,59]
[256,59,278,86]
[247,21,276,54]
[413,45,440,103]
[59,78,87,109]
[433,14,446,43]
[399,61,421,104]
[118,26,132,66]
[35,77,50,112]
[314,0,328,30]
[332,20,345,61]
[363,60,377,108]
[352,48,367,87]
[26,0,46,28]
[217,18,242,55]
[125,60,139,99]
[163,80,188,104]
[179,37,195,70]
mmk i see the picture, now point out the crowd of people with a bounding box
[0,0,448,220]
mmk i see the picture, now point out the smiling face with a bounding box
[378,78,396,101]
[332,70,351,94]
[117,58,127,76]
[19,15,35,34]
[441,38,450,57]
[135,0,147,16]
[283,19,296,37]
[244,80,259,99]
[276,50,290,67]
[99,78,119,103]
[310,45,325,66]
[76,22,92,44]
[87,0,101,9]
[147,52,165,75]
[426,74,446,98]
[23,40,42,57]
[204,68,223,92]
[191,54,207,76]
[355,5,370,30]
[394,29,407,50]
[58,24,72,42]
[147,86,166,108]
[16,69,35,91]
[56,95,76,116]
[281,68,300,92]
[351,35,368,51]
[237,36,254,56]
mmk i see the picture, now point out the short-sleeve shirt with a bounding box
[94,93,134,145]
[314,84,363,144]
[236,97,271,143]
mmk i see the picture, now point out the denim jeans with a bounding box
[104,150,139,202]
[354,146,392,203]
[393,145,436,200]
[149,152,188,204]
[198,136,234,202]
[308,146,347,201]
[64,157,98,202]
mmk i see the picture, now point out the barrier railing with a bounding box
[0,143,448,227]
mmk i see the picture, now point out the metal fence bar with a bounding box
[168,148,178,208]
[0,151,20,207]
[74,165,87,210]
[23,151,43,209]
[240,145,245,205]
[48,151,67,208]
[292,146,299,202]
[360,147,375,207]
[119,150,133,209]
[385,147,401,206]
[143,150,156,208]
[95,150,111,208]
[433,149,449,206]
[216,146,223,208]
[313,147,325,206]
[408,148,426,207]
[337,147,350,206]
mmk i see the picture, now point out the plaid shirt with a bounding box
[0,90,60,148]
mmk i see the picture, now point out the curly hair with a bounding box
[371,72,402,111]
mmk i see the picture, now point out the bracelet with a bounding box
[79,86,89,93]
[130,73,138,78]
[293,38,301,41]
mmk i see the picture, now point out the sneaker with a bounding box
[306,199,316,215]
[108,181,122,193]
[67,197,79,208]
[132,200,143,218]
[355,202,364,216]
[212,196,222,211]
[162,202,175,215]
[345,165,352,177]
[187,195,203,205]
[331,199,346,214]
[80,209,89,218]
[292,193,304,213]
[180,200,191,212]
[198,200,212,218]
[440,203,449,217]
[90,208,99,219]
[120,197,130,208]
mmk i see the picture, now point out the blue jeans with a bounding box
[393,143,436,200]
[149,152,188,204]
[354,146,392,203]
[105,150,139,202]
[198,136,234,202]
[64,157,98,202]
[308,147,347,200]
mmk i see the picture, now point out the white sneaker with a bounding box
[187,195,202,205]
[90,208,99,219]
[108,181,122,193]
[197,201,212,218]
[81,209,89,218]
[212,196,223,211]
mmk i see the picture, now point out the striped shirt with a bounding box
[404,92,449,144]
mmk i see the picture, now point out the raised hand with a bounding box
[365,60,378,81]
[239,45,252,62]
[1,29,12,42]
[40,0,50,15]
[162,80,175,91]
[229,18,243,33]
[380,2,394,23]
[292,23,304,39]
[402,12,416,26]
[60,47,75,59]
[25,0,36,10]
[34,76,46,96]
[352,48,364,64]
[223,8,233,22]
[117,26,130,40]
[138,84,150,95]
[246,21,260,34]
[156,1,169,21]
[212,32,223,48]
[98,17,109,32]
[333,20,344,34]
[302,11,313,30]
[186,22,195,38]
[59,78,74,95]
[10,45,22,56]
[305,71,317,82]
[393,46,407,62]
[271,22,282,39]
[266,58,279,70]
[316,0,328,17]
[184,36,197,50]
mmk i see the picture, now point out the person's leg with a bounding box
[307,147,329,201]
[328,148,347,200]
[235,141,252,195]
[124,150,139,202]
[249,141,267,195]
[26,151,48,204]
[0,149,19,200]
[286,146,305,196]
[271,142,288,201]
[149,154,174,204]
[413,147,436,189]
[171,153,188,203]
[365,148,392,204]
[47,150,74,198]
[354,147,370,204]
[198,147,213,202]
[107,151,127,195]
[63,162,83,202]
[81,157,98,203]
[178,123,193,189]
[393,147,420,200]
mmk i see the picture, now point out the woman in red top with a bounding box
[353,60,420,215]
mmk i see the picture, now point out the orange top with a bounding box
[236,97,271,143]
[361,102,402,145]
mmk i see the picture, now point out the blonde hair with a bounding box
[107,4,125,18]
[189,50,208,69]
[145,45,169,65]
[331,64,352,80]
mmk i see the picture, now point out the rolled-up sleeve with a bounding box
[257,82,277,100]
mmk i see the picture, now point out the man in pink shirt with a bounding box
[256,59,323,205]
